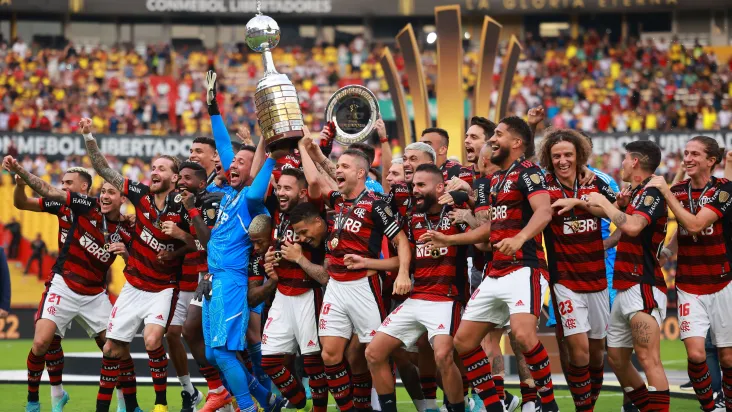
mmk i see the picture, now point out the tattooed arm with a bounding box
[587,191,648,237]
[80,118,124,190]
[296,256,330,286]
[13,175,43,211]
[603,228,621,250]
[4,156,67,202]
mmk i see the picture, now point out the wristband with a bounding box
[188,208,201,219]
[379,135,388,144]
[82,133,95,141]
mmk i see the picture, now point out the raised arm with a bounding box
[4,156,67,203]
[248,127,267,182]
[375,118,393,194]
[245,157,276,204]
[13,176,42,212]
[298,129,323,199]
[206,70,235,171]
[80,118,124,190]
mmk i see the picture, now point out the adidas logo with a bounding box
[144,212,150,219]
[307,340,316,347]
[415,222,422,229]
[91,220,97,227]
[437,324,445,330]
[515,300,524,307]
[155,314,164,320]
[61,216,68,222]
[369,330,376,336]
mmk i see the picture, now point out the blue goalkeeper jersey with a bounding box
[207,114,273,276]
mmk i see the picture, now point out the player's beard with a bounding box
[280,195,298,213]
[151,178,172,194]
[490,144,510,167]
[415,192,438,213]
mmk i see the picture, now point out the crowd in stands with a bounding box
[1,29,731,139]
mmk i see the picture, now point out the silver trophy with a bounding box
[325,85,380,146]
[246,8,304,151]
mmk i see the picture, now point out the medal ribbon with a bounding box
[102,214,122,247]
[424,205,449,232]
[687,178,714,215]
[559,176,580,229]
[152,194,170,229]
[330,190,368,247]
[491,157,524,207]
[275,212,290,249]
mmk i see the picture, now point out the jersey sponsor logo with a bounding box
[679,225,714,237]
[563,218,598,235]
[72,196,93,207]
[333,216,362,234]
[129,185,142,194]
[140,228,175,252]
[79,233,112,263]
[491,205,507,221]
[416,243,447,258]
[194,239,205,251]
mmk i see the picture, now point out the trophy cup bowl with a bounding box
[325,85,380,146]
[246,14,304,152]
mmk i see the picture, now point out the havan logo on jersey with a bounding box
[79,234,112,263]
[140,228,175,252]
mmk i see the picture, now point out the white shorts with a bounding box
[678,282,732,347]
[552,284,609,340]
[607,284,667,349]
[106,282,177,343]
[189,296,203,308]
[262,289,322,355]
[170,291,196,327]
[463,267,548,326]
[319,276,385,344]
[389,298,419,353]
[378,298,462,348]
[37,275,112,338]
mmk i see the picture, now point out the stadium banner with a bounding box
[587,130,732,157]
[1,132,192,162]
[3,0,716,16]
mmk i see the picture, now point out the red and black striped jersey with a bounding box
[470,171,493,276]
[409,206,469,302]
[180,191,219,292]
[39,198,73,249]
[123,179,190,292]
[671,178,732,295]
[272,201,326,296]
[543,174,616,293]
[441,160,474,186]
[614,179,668,292]
[48,191,133,295]
[325,190,401,282]
[383,182,413,225]
[484,159,549,278]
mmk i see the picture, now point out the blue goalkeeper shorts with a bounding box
[203,274,249,351]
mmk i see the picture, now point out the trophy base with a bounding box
[265,130,304,153]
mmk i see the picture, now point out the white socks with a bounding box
[50,384,64,398]
[179,374,195,395]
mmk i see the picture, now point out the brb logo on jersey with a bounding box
[79,234,111,262]
[140,228,175,252]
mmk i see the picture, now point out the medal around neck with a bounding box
[246,13,304,152]
[325,85,380,146]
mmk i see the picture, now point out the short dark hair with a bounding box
[158,155,181,174]
[179,161,208,181]
[239,145,256,154]
[290,202,322,225]
[499,116,534,158]
[350,142,375,165]
[342,149,370,171]
[625,140,662,173]
[279,167,308,188]
[192,136,216,149]
[421,127,450,146]
[65,167,92,188]
[414,163,443,182]
[689,136,725,167]
[470,116,497,138]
